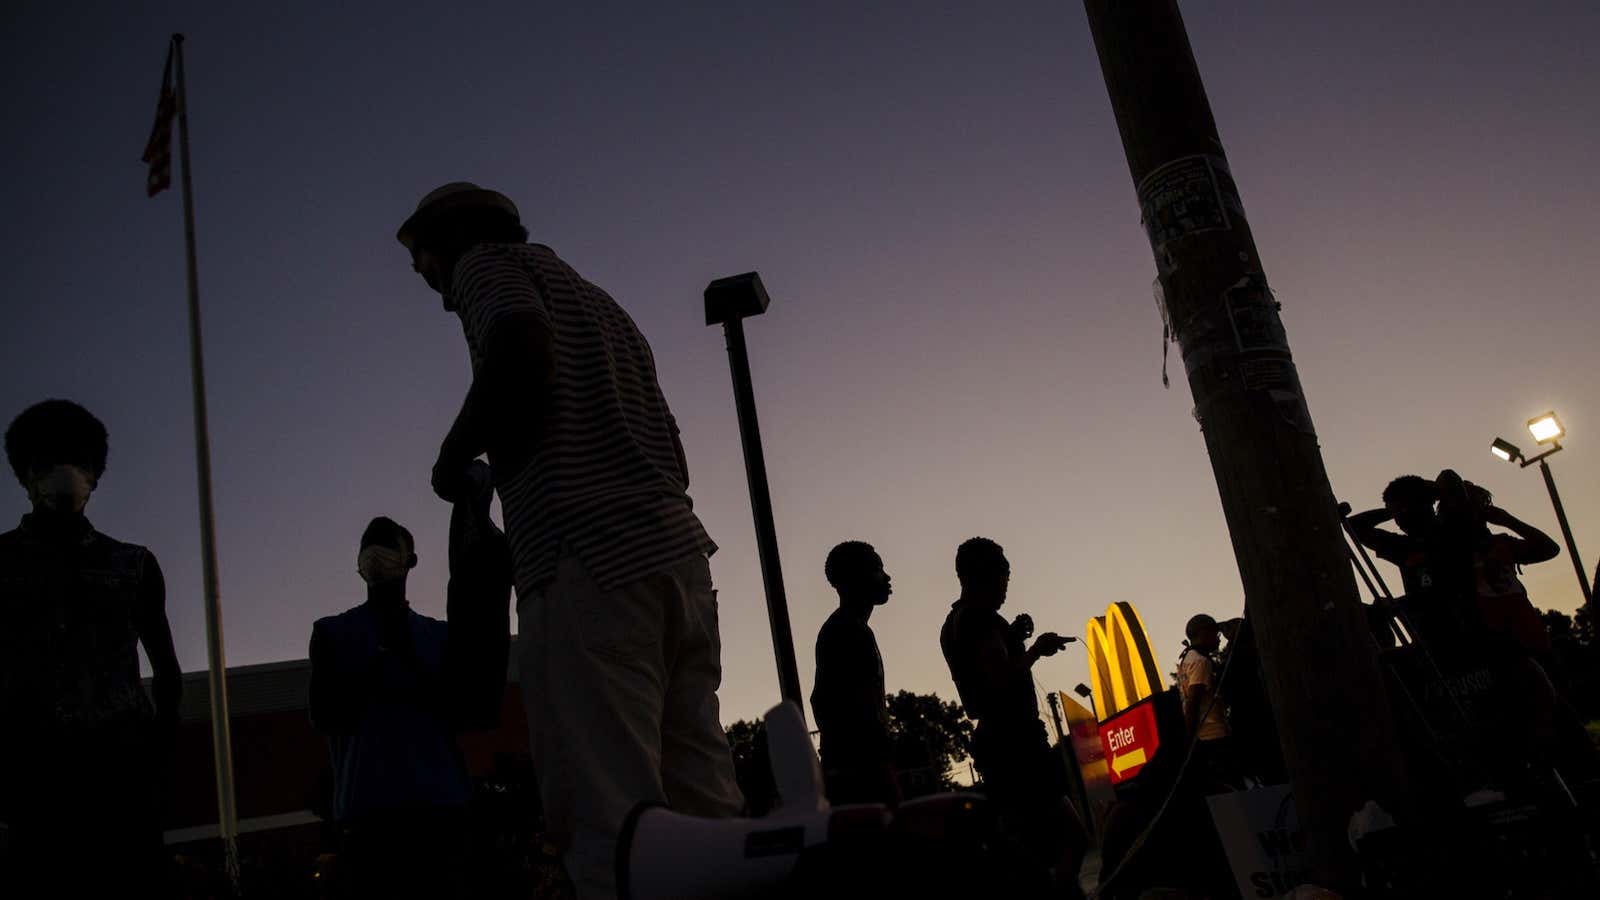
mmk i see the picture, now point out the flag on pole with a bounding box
[142,43,176,197]
[143,34,243,890]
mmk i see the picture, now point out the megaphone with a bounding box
[617,700,856,898]
[618,701,995,899]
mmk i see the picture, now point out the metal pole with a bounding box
[1537,457,1594,611]
[719,317,806,718]
[1339,517,1413,645]
[1343,537,1383,604]
[1339,517,1396,603]
[173,33,240,890]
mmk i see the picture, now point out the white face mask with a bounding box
[30,464,93,514]
[357,545,411,585]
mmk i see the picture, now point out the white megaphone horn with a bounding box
[617,700,891,899]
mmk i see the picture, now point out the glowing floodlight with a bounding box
[1527,412,1564,445]
[1490,438,1522,464]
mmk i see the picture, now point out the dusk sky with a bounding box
[3,1,1596,728]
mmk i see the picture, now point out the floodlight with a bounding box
[1490,438,1522,464]
[1528,412,1564,445]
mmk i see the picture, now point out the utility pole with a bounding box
[1083,2,1409,890]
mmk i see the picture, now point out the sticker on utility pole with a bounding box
[1223,275,1288,354]
[1136,154,1241,267]
[1222,275,1315,436]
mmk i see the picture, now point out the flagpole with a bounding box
[172,32,241,891]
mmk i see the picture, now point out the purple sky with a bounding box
[3,1,1596,726]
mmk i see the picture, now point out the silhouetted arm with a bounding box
[1347,508,1409,561]
[1180,652,1216,736]
[436,250,557,498]
[134,553,182,727]
[1185,682,1212,736]
[443,466,512,731]
[972,629,1062,701]
[309,623,367,735]
[1485,507,1561,564]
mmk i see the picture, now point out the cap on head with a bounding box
[1185,613,1218,640]
[361,516,415,555]
[397,182,521,251]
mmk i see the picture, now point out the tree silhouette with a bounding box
[724,717,777,816]
[885,690,974,795]
[1540,607,1600,724]
[725,690,975,807]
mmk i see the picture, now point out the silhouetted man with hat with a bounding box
[396,183,740,898]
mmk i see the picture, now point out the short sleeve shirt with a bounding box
[810,608,888,761]
[450,242,715,595]
[1363,529,1437,599]
[1472,535,1548,652]
[0,515,158,732]
[1178,649,1229,741]
[940,601,1038,728]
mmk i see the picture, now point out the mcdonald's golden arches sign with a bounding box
[1084,601,1164,720]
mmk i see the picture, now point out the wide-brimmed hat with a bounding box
[396,182,520,250]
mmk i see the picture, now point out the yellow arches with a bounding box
[1085,601,1163,720]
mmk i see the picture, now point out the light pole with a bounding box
[1073,682,1096,720]
[1490,411,1594,619]
[705,272,806,720]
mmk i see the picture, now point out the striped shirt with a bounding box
[451,242,715,596]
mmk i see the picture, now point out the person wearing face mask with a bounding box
[308,468,511,899]
[0,399,182,894]
[811,541,900,806]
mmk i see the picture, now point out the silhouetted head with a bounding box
[1437,473,1493,539]
[358,516,417,586]
[956,537,1010,611]
[1382,475,1437,537]
[1185,613,1221,654]
[825,541,892,608]
[396,183,528,306]
[6,400,108,516]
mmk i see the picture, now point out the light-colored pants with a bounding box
[518,552,744,899]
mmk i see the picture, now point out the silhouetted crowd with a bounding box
[1345,473,1599,795]
[3,183,1596,899]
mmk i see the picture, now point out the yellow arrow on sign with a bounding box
[1110,746,1147,776]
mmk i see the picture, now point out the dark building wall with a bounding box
[156,660,530,832]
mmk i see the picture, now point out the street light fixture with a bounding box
[1490,410,1593,615]
[1528,411,1565,445]
[1073,682,1096,718]
[1489,438,1521,464]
